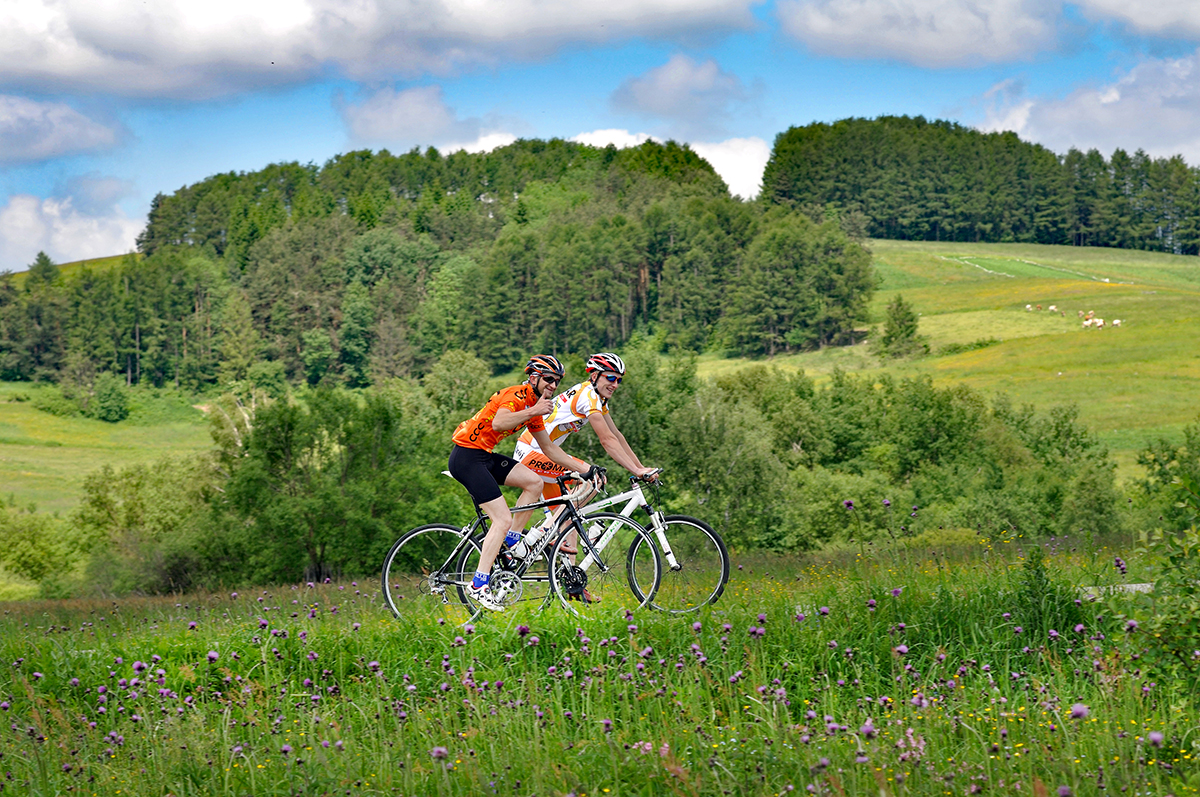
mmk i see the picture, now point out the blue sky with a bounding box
[3,0,1200,271]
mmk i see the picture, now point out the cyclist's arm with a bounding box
[529,428,588,472]
[493,400,548,432]
[590,413,648,474]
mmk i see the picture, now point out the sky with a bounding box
[4,1,1200,272]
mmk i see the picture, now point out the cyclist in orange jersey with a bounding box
[448,354,601,611]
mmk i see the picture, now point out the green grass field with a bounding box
[698,239,1200,478]
[1,539,1194,796]
[0,383,210,515]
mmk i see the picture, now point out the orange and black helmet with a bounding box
[524,354,565,380]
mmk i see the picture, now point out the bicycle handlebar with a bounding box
[555,466,607,488]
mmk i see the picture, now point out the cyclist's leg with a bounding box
[449,446,516,590]
[503,462,547,537]
[475,496,515,577]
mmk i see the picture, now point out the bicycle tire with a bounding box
[628,514,729,613]
[549,512,661,618]
[380,523,481,624]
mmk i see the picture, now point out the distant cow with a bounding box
[1026,304,1033,311]
[1112,319,1122,327]
[1048,305,1057,312]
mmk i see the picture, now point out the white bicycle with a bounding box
[580,470,729,613]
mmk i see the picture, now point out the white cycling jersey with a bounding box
[513,380,609,462]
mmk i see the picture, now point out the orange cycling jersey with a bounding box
[451,384,546,451]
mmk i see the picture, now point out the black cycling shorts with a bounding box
[448,445,520,505]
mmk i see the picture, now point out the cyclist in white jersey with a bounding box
[514,352,658,556]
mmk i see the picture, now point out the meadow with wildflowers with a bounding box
[2,535,1196,797]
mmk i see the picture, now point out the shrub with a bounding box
[1124,474,1200,691]
[86,372,130,422]
[31,385,80,417]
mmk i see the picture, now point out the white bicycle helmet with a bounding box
[585,352,626,376]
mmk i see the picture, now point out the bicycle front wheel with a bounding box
[549,512,661,618]
[381,523,481,624]
[629,514,729,613]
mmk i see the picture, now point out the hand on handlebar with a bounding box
[636,467,662,483]
[579,465,607,487]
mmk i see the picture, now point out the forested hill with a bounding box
[762,115,1200,255]
[0,138,872,391]
[136,139,725,265]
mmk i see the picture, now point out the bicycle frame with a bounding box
[468,478,625,581]
[581,480,680,571]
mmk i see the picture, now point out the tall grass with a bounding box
[1,540,1194,796]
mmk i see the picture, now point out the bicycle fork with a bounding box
[645,511,681,571]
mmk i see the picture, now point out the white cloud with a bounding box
[690,137,771,199]
[980,50,1200,161]
[1074,0,1200,38]
[340,84,517,153]
[341,85,479,146]
[571,129,657,148]
[441,132,519,154]
[777,0,1059,67]
[0,190,142,273]
[611,54,750,136]
[571,129,768,199]
[0,95,119,164]
[1,0,757,98]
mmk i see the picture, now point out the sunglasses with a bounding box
[538,374,561,385]
[603,374,622,384]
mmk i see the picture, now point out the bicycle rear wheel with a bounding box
[381,523,481,625]
[549,512,661,618]
[629,514,729,613]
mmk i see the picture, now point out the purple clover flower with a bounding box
[430,746,448,760]
[1070,703,1089,719]
[206,651,219,663]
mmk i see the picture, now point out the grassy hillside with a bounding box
[697,239,1200,478]
[0,383,210,515]
[5,252,134,286]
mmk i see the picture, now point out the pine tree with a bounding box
[338,280,374,388]
[877,294,927,358]
[26,252,58,288]
[216,289,260,384]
